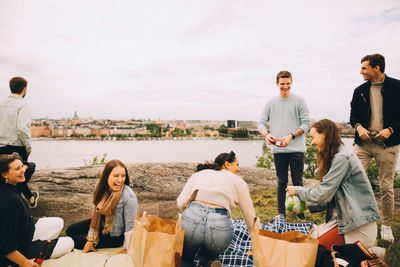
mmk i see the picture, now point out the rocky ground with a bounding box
[29,163,320,227]
[29,163,399,228]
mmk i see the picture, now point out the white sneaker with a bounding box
[380,225,394,243]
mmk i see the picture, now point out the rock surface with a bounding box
[29,163,320,227]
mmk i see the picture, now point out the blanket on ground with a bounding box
[42,215,314,267]
[42,248,133,267]
[194,214,314,267]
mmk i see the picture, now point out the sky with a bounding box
[0,0,399,122]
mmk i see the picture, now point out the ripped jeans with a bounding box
[181,202,233,267]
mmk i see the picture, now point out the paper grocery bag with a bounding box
[130,212,184,267]
[250,217,318,267]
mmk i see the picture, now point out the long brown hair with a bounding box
[312,119,343,182]
[93,159,130,205]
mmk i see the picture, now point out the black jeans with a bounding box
[0,145,35,200]
[66,219,124,250]
[273,152,305,215]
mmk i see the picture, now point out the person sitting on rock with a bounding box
[286,119,380,251]
[0,153,74,267]
[177,151,256,267]
[66,159,138,255]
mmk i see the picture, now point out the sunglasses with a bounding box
[225,151,236,163]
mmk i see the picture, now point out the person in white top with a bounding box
[177,151,256,267]
[0,77,38,208]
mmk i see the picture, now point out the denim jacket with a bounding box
[109,185,137,237]
[296,146,380,234]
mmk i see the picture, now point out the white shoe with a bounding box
[368,246,386,260]
[380,225,394,243]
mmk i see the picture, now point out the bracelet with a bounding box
[291,133,296,139]
[388,127,394,134]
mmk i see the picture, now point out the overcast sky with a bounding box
[1,0,399,122]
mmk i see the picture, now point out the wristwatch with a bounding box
[291,133,296,139]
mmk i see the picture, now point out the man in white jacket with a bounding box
[0,76,39,208]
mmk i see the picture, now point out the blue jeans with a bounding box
[181,202,233,267]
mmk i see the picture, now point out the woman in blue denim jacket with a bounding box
[177,151,256,267]
[287,119,380,250]
[67,159,137,255]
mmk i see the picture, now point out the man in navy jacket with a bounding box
[350,53,400,242]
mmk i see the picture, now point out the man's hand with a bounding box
[280,135,293,147]
[356,125,371,141]
[82,241,97,253]
[286,186,296,196]
[265,133,276,145]
[374,128,391,141]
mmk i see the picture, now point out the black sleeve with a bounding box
[0,201,22,256]
[349,89,360,128]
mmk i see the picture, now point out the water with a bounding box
[29,138,400,170]
[30,139,266,169]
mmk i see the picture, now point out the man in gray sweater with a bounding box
[258,70,310,221]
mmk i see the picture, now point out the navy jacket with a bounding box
[350,75,400,147]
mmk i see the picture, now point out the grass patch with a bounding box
[232,190,400,266]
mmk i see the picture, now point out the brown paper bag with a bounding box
[250,217,318,267]
[130,212,184,267]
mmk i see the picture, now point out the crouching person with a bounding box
[287,119,380,250]
[67,160,137,255]
[0,153,74,267]
[177,151,256,267]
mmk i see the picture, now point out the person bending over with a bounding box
[0,153,74,267]
[177,151,256,267]
[287,119,380,250]
[67,159,137,255]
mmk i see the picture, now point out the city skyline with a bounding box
[1,0,399,122]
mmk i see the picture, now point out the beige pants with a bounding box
[354,143,400,226]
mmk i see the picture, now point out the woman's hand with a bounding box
[286,186,296,196]
[22,259,39,267]
[116,249,127,255]
[82,241,97,253]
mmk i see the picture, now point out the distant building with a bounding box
[227,120,236,128]
[74,127,91,136]
[31,125,52,137]
[72,111,79,120]
[237,121,256,128]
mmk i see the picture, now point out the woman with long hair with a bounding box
[0,153,74,267]
[177,151,256,267]
[66,159,137,254]
[287,119,380,250]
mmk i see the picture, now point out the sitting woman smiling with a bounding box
[287,119,380,250]
[67,159,138,254]
[0,153,74,267]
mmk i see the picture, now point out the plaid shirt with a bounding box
[194,215,314,267]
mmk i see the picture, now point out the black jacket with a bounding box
[0,183,35,266]
[350,75,400,147]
